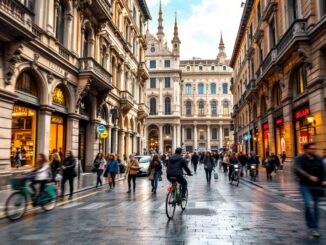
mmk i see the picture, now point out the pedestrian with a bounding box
[106,154,119,190]
[200,152,205,164]
[148,154,162,194]
[50,152,61,182]
[93,153,106,188]
[14,148,21,168]
[228,153,239,181]
[125,154,139,193]
[265,153,276,181]
[281,151,286,170]
[60,150,76,199]
[323,149,326,172]
[295,142,326,238]
[203,151,215,184]
[237,152,248,177]
[29,153,49,196]
[191,152,199,174]
[223,153,230,173]
[185,152,191,165]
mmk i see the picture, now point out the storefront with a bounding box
[262,122,269,159]
[11,105,37,167]
[294,106,315,155]
[274,116,285,156]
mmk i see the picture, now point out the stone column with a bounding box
[176,125,181,148]
[107,126,112,154]
[219,125,223,148]
[118,130,125,160]
[173,125,177,150]
[207,124,211,150]
[158,125,164,153]
[133,134,137,155]
[38,106,53,157]
[194,124,198,150]
[181,125,185,144]
[66,113,80,158]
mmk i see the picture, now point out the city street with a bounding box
[0,165,325,245]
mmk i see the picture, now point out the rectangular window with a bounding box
[269,18,276,49]
[322,0,326,16]
[211,66,215,71]
[199,129,205,140]
[222,83,228,94]
[212,128,218,140]
[150,78,156,88]
[149,60,156,69]
[165,77,171,88]
[259,43,263,65]
[186,84,192,94]
[198,84,204,94]
[186,146,193,153]
[164,60,171,68]
[186,128,192,140]
[199,66,203,71]
[288,0,298,24]
[224,128,230,138]
[223,66,226,71]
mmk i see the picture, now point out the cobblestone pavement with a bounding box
[0,164,325,245]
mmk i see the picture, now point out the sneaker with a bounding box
[126,189,131,193]
[311,231,320,237]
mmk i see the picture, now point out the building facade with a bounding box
[0,0,151,185]
[144,3,233,154]
[230,0,326,161]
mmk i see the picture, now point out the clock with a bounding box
[150,47,155,53]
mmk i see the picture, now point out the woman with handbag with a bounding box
[203,151,215,184]
[148,154,162,194]
[60,150,76,199]
[94,153,106,188]
[125,154,139,193]
[106,154,119,190]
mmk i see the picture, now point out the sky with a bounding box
[146,0,244,60]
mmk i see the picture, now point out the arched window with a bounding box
[150,98,156,115]
[198,101,205,116]
[261,95,267,116]
[210,83,216,94]
[15,72,38,96]
[186,84,192,94]
[100,46,107,68]
[273,83,282,108]
[52,87,65,106]
[186,101,192,116]
[291,65,307,96]
[223,100,229,116]
[211,101,217,116]
[198,83,204,94]
[83,24,92,57]
[165,97,171,115]
[55,0,66,44]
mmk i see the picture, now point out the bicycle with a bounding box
[165,175,189,219]
[230,164,240,186]
[5,174,57,221]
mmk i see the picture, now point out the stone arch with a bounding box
[14,65,48,105]
[271,82,282,109]
[123,116,129,130]
[50,80,74,113]
[130,117,135,132]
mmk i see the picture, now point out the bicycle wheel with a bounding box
[181,189,188,211]
[165,192,176,219]
[236,174,240,186]
[41,195,56,211]
[5,191,27,221]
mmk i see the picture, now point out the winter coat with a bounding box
[203,157,215,171]
[295,154,325,186]
[166,155,191,177]
[106,160,119,173]
[191,154,199,164]
[61,156,76,177]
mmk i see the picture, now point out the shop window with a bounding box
[11,105,37,168]
[15,72,38,96]
[50,115,65,156]
[52,87,65,106]
[292,65,307,96]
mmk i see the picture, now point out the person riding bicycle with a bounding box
[166,147,192,200]
[228,153,239,181]
[29,153,49,197]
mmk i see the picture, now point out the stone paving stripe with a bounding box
[240,202,264,211]
[270,203,300,212]
[79,202,108,210]
[60,202,84,209]
[320,206,326,211]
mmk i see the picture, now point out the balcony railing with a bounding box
[138,61,150,80]
[120,91,134,112]
[79,58,112,88]
[137,103,149,119]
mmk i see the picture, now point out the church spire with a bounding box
[172,12,181,44]
[219,33,225,52]
[157,0,165,40]
[217,32,227,63]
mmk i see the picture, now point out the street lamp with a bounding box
[307,114,315,125]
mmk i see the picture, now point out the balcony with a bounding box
[81,0,112,22]
[137,103,149,119]
[262,0,277,22]
[120,91,134,112]
[79,57,113,91]
[261,48,277,74]
[211,112,218,117]
[138,62,150,81]
[198,110,206,117]
[0,0,35,40]
[245,79,258,99]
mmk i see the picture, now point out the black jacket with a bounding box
[149,160,162,173]
[295,154,325,186]
[191,154,199,164]
[167,155,191,177]
[62,156,76,176]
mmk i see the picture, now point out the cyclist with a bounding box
[166,147,192,200]
[228,153,239,181]
[29,153,49,196]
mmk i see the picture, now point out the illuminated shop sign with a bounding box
[295,108,309,120]
[276,117,283,125]
[263,123,269,131]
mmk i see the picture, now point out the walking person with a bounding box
[106,154,119,190]
[228,153,239,181]
[50,152,61,182]
[185,152,191,165]
[200,152,205,165]
[191,152,199,174]
[148,154,162,194]
[237,152,247,177]
[280,151,286,170]
[265,153,275,181]
[14,148,22,168]
[125,154,139,193]
[295,143,326,238]
[60,150,76,199]
[93,153,106,188]
[204,152,215,184]
[223,153,230,173]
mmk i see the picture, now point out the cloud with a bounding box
[147,0,244,60]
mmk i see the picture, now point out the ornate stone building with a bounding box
[144,4,182,153]
[144,3,233,153]
[0,0,151,184]
[230,0,326,161]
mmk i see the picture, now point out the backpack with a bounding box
[93,158,101,169]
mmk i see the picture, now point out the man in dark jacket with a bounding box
[60,150,76,199]
[191,152,199,174]
[237,152,247,177]
[295,142,326,237]
[167,147,192,199]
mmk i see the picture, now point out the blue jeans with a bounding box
[152,172,160,191]
[299,185,320,230]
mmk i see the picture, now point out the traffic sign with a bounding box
[100,130,108,139]
[97,125,106,134]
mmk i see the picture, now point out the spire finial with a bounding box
[219,32,225,48]
[157,0,164,39]
[172,11,180,44]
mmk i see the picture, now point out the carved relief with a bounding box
[75,79,91,113]
[5,44,23,85]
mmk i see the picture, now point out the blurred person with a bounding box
[29,153,49,196]
[185,152,191,165]
[60,150,76,199]
[50,152,61,182]
[106,154,119,190]
[223,153,230,173]
[191,152,199,174]
[228,153,239,181]
[203,151,215,184]
[125,154,139,193]
[148,154,162,194]
[295,143,326,238]
[237,152,247,177]
[93,153,106,188]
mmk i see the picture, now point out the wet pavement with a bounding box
[0,164,325,245]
